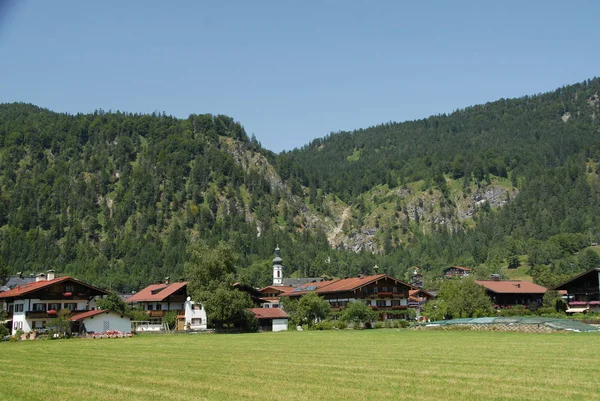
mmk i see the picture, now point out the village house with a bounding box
[475,278,547,308]
[408,288,436,310]
[248,307,289,332]
[71,309,133,335]
[553,268,600,313]
[443,266,472,278]
[126,279,206,331]
[0,270,108,335]
[283,274,413,320]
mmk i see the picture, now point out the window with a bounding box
[48,303,60,311]
[192,304,201,310]
[363,287,369,294]
[382,287,388,292]
[8,304,14,313]
[392,300,401,306]
[33,303,47,312]
[147,304,154,311]
[376,300,386,307]
[272,304,279,308]
[277,270,280,278]
[64,284,74,292]
[191,318,202,325]
[373,287,378,293]
[14,304,23,312]
[392,287,397,293]
[63,303,77,310]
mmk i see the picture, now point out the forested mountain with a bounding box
[1,78,600,291]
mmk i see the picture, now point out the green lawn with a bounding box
[1,330,599,401]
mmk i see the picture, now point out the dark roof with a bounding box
[553,268,600,290]
[444,266,472,272]
[281,277,325,287]
[127,282,188,303]
[0,276,108,300]
[4,275,36,288]
[409,289,435,298]
[248,308,289,319]
[475,280,547,294]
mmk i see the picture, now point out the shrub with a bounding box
[397,320,411,328]
[374,322,383,329]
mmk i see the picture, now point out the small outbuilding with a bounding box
[71,310,133,334]
[248,308,289,332]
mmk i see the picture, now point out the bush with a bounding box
[332,321,347,330]
[374,322,383,329]
[497,305,531,317]
[312,321,335,330]
[397,320,411,328]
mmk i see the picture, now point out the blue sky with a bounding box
[0,1,599,152]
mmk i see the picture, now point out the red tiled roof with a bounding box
[248,308,289,319]
[0,276,108,300]
[282,274,413,297]
[475,280,547,294]
[127,282,188,302]
[71,309,108,321]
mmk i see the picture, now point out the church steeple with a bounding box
[273,246,283,286]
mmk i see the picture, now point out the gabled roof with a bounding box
[0,276,108,300]
[248,308,289,319]
[282,274,413,297]
[409,289,435,298]
[258,285,296,294]
[444,266,472,272]
[475,280,547,294]
[127,282,188,303]
[552,268,600,290]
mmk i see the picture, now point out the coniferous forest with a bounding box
[1,78,600,291]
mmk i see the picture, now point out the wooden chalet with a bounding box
[282,274,414,320]
[0,271,108,335]
[475,279,547,308]
[553,268,600,313]
[443,266,471,278]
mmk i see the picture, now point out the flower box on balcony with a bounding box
[569,301,588,306]
[47,309,58,316]
[63,292,73,297]
[370,306,378,310]
[391,305,407,310]
[588,301,600,306]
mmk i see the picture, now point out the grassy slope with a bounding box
[1,330,599,401]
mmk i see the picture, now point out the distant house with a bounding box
[126,280,206,331]
[0,270,108,335]
[258,285,296,309]
[408,289,436,310]
[248,308,289,332]
[71,310,133,334]
[475,279,547,307]
[553,268,600,313]
[443,266,472,278]
[410,267,424,288]
[282,274,414,320]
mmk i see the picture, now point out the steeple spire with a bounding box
[273,246,283,286]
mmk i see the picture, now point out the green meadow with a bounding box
[1,330,599,401]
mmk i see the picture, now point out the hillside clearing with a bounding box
[1,330,598,401]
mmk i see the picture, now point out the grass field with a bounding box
[1,330,599,401]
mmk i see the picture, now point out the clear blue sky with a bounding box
[0,1,599,152]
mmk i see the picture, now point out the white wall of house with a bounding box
[81,312,132,334]
[184,298,207,330]
[272,318,288,332]
[9,297,102,335]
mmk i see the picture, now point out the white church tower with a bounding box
[273,246,283,286]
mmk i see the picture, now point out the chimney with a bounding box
[165,276,170,285]
[46,269,55,281]
[36,273,46,282]
[490,274,500,281]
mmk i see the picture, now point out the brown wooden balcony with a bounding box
[146,310,184,318]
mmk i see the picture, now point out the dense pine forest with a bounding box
[1,78,600,291]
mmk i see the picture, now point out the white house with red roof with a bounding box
[248,307,289,332]
[0,270,108,335]
[71,309,133,334]
[126,279,206,331]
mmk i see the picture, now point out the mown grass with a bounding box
[1,330,599,401]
